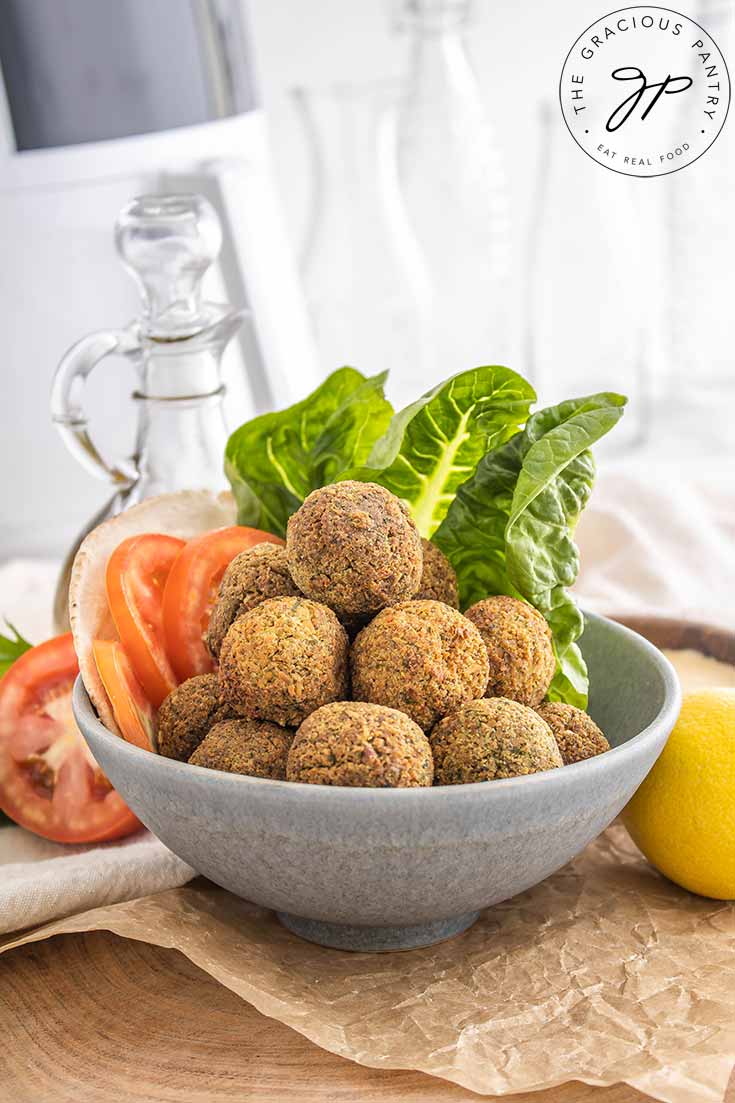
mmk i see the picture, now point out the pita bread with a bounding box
[69,490,236,735]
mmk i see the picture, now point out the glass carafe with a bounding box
[663,0,734,444]
[390,0,511,375]
[50,194,246,630]
[524,105,651,452]
[293,81,428,407]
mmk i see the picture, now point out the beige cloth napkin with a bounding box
[0,825,194,935]
[577,465,735,629]
[0,459,732,937]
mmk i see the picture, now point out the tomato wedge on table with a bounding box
[93,640,156,752]
[0,634,140,843]
[162,525,282,682]
[106,534,185,708]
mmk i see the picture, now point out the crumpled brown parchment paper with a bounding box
[2,824,734,1103]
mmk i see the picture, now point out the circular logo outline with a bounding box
[558,4,731,178]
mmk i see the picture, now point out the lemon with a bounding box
[622,689,735,900]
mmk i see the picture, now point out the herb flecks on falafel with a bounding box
[536,701,610,764]
[286,481,423,623]
[464,595,555,707]
[219,596,349,727]
[415,538,459,608]
[157,673,234,761]
[431,697,563,784]
[351,599,489,731]
[189,718,293,779]
[287,701,433,787]
[207,542,300,660]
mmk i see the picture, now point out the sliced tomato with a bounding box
[93,640,156,752]
[0,634,140,843]
[162,525,282,681]
[106,534,185,708]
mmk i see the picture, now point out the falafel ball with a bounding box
[350,599,489,731]
[219,596,349,727]
[430,697,563,785]
[286,481,423,622]
[287,701,433,787]
[464,595,555,707]
[206,542,300,659]
[189,718,292,779]
[415,538,459,608]
[536,701,610,765]
[157,673,233,761]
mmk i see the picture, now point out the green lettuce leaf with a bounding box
[434,393,627,708]
[348,366,536,537]
[0,623,31,678]
[224,368,393,538]
[0,622,32,824]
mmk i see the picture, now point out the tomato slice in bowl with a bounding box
[0,634,140,843]
[162,525,282,681]
[106,534,185,708]
[93,640,156,752]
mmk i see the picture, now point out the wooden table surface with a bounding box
[1,931,732,1103]
[0,931,681,1103]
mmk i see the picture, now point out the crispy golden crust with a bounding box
[414,539,459,608]
[286,482,423,621]
[219,596,349,727]
[206,543,300,659]
[350,600,489,731]
[536,702,610,764]
[430,697,563,784]
[464,595,555,707]
[287,702,433,787]
[157,674,234,761]
[189,718,293,779]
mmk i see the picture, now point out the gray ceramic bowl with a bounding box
[74,612,680,952]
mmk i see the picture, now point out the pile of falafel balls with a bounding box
[157,481,610,787]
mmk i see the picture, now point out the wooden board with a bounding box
[617,615,735,664]
[1,930,701,1103]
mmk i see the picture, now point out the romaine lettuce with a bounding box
[434,393,627,707]
[348,366,535,537]
[224,364,626,708]
[0,623,31,678]
[224,368,393,538]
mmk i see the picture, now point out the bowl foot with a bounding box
[277,911,481,952]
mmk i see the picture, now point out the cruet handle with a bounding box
[50,330,140,487]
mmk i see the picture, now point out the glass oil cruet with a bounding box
[50,193,246,631]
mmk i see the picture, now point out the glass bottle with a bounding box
[524,104,651,451]
[390,0,511,378]
[50,194,246,630]
[663,0,734,449]
[293,81,426,407]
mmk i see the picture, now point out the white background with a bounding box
[0,0,732,559]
